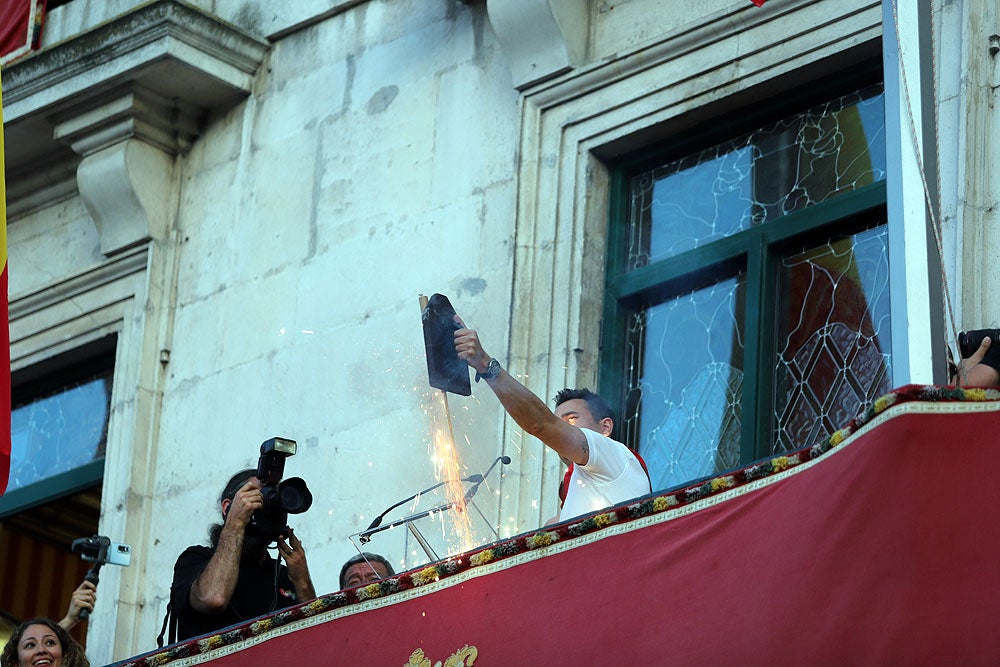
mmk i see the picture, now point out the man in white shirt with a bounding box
[454,319,650,521]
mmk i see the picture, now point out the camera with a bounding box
[958,329,1000,358]
[71,534,132,620]
[72,535,132,567]
[251,437,313,541]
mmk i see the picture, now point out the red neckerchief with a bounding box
[558,445,650,508]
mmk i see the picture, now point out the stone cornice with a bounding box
[521,0,882,111]
[1,0,269,184]
[2,0,267,116]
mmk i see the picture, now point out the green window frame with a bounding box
[600,71,890,493]
[0,338,114,519]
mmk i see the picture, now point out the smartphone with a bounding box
[107,542,132,567]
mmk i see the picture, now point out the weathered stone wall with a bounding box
[142,0,521,652]
[9,0,990,662]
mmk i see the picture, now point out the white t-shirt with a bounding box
[559,429,651,520]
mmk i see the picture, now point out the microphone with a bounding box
[365,473,483,533]
[357,456,513,545]
[462,455,511,505]
[480,455,511,482]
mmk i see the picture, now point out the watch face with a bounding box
[487,359,501,377]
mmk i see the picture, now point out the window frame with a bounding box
[599,69,889,484]
[0,336,114,519]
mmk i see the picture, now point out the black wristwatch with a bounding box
[476,358,502,382]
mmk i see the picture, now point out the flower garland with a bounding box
[117,384,999,667]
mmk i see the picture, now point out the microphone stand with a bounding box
[355,501,461,560]
[351,456,511,560]
[361,474,483,539]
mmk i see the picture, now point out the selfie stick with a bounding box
[79,536,110,621]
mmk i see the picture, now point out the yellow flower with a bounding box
[415,566,440,585]
[150,655,171,666]
[829,429,846,446]
[965,388,987,401]
[594,513,614,527]
[529,532,553,548]
[652,496,669,511]
[771,456,790,472]
[199,635,223,650]
[710,476,735,492]
[471,549,494,566]
[364,582,382,598]
[873,393,896,413]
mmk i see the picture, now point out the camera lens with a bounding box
[277,477,313,514]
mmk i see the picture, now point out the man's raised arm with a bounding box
[454,320,590,465]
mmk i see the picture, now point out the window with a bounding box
[8,372,110,493]
[0,338,113,648]
[4,341,113,503]
[601,80,890,493]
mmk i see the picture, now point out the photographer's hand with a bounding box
[225,477,264,531]
[279,528,316,601]
[953,337,1000,387]
[58,580,97,630]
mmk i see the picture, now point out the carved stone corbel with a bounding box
[486,0,589,90]
[1,0,269,255]
[51,86,196,255]
[74,138,176,255]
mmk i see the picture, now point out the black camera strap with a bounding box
[154,552,285,649]
[156,600,177,648]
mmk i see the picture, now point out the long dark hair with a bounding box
[209,468,257,549]
[1,618,90,667]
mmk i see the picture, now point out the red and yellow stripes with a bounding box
[0,79,10,495]
[0,528,90,643]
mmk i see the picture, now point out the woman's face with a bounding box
[17,624,62,667]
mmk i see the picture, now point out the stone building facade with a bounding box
[0,0,994,662]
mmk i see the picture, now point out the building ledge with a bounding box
[1,0,269,219]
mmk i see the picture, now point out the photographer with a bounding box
[169,469,316,641]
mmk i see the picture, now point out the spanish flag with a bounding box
[0,80,9,495]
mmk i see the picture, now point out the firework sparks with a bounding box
[428,391,475,552]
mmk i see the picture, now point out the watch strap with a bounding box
[475,358,501,382]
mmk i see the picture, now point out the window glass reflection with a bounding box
[9,373,111,492]
[773,225,892,452]
[627,86,885,270]
[623,275,746,491]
